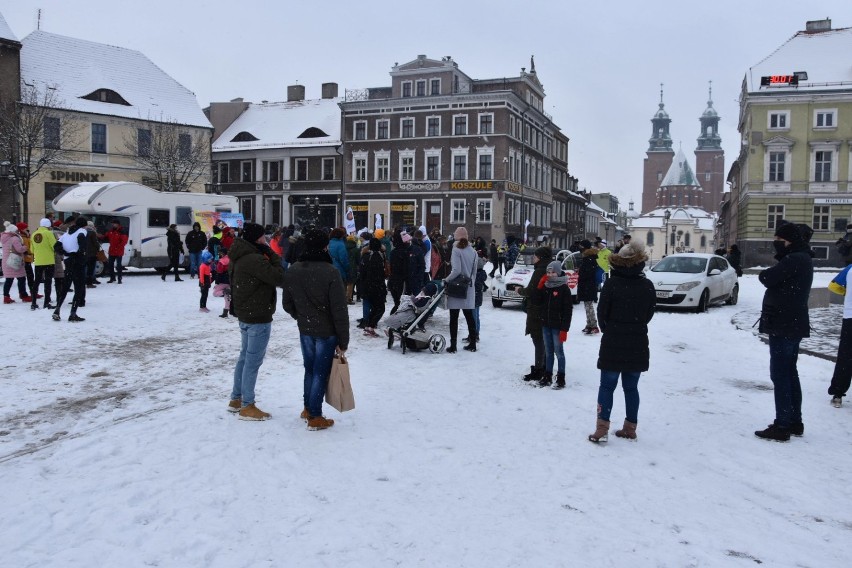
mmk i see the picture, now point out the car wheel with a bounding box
[695,289,709,313]
[725,283,739,306]
[95,260,106,278]
[492,298,503,308]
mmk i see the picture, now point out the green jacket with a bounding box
[282,254,350,350]
[596,247,612,272]
[31,226,57,266]
[228,237,285,324]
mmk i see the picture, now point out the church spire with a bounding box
[696,80,721,150]
[648,83,673,152]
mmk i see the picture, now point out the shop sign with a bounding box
[391,204,415,212]
[814,198,852,205]
[399,182,440,191]
[450,181,493,190]
[349,204,369,212]
[50,171,102,182]
[506,182,521,194]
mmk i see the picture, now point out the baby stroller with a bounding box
[385,281,447,354]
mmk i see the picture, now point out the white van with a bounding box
[52,182,238,270]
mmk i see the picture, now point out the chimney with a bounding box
[321,82,339,99]
[287,85,305,102]
[805,18,831,33]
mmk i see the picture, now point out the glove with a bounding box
[559,330,568,343]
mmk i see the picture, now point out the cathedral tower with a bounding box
[694,82,724,213]
[642,86,675,213]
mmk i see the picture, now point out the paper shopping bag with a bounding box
[325,355,355,412]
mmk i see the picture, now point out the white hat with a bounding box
[6,224,18,233]
[599,240,608,246]
[40,218,51,228]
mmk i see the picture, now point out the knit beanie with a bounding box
[774,222,802,244]
[304,228,329,252]
[534,246,553,261]
[241,222,265,243]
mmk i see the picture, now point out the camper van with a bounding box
[52,182,239,271]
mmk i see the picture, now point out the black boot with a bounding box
[522,366,541,382]
[537,373,553,387]
[463,339,477,352]
[219,309,228,318]
[446,343,457,354]
[553,373,566,390]
[161,272,166,281]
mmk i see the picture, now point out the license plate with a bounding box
[505,290,520,298]
[656,291,671,299]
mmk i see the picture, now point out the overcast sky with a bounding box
[2,0,848,211]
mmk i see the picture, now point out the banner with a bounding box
[375,213,383,230]
[194,211,245,234]
[344,207,356,235]
[524,219,531,244]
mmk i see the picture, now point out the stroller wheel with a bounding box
[387,332,394,349]
[429,334,446,354]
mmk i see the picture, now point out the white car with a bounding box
[649,253,738,312]
[490,251,580,308]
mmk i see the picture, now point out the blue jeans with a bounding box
[188,251,202,277]
[300,335,339,417]
[768,335,803,429]
[542,326,565,375]
[473,306,481,334]
[597,370,641,423]
[231,322,272,406]
[362,297,372,321]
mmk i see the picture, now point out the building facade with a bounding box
[0,12,21,223]
[732,19,852,267]
[339,55,574,247]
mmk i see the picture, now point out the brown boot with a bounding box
[615,420,638,440]
[300,407,309,421]
[307,416,334,430]
[238,403,271,421]
[227,398,241,413]
[588,418,610,443]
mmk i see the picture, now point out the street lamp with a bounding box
[0,161,28,223]
[663,208,671,256]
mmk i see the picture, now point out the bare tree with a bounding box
[0,83,83,222]
[123,120,210,192]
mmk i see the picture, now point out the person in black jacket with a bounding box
[518,246,552,382]
[488,239,499,277]
[404,231,425,295]
[388,231,408,314]
[754,221,814,442]
[726,244,743,277]
[359,238,387,337]
[576,239,600,334]
[588,239,655,443]
[53,216,90,322]
[185,222,208,279]
[162,224,184,282]
[534,260,574,389]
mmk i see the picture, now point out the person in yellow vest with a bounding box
[30,218,57,310]
[596,240,612,289]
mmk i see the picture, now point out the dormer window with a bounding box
[80,89,131,106]
[230,131,259,142]
[297,127,329,138]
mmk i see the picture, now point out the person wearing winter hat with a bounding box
[589,239,655,443]
[595,240,612,289]
[282,227,349,430]
[2,223,31,304]
[533,260,573,389]
[30,218,58,309]
[445,226,478,353]
[162,224,185,282]
[517,246,552,380]
[577,239,600,334]
[104,219,128,283]
[753,220,814,442]
[358,237,388,337]
[227,221,285,421]
[52,216,89,322]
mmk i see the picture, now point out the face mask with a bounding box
[773,240,788,255]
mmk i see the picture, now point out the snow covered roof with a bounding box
[629,207,716,230]
[0,11,19,43]
[748,26,852,92]
[213,98,342,151]
[20,31,210,128]
[661,149,700,188]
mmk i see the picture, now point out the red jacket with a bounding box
[105,228,128,257]
[199,262,213,287]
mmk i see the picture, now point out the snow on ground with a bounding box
[0,270,849,567]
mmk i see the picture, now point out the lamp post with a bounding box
[671,224,678,253]
[0,161,28,224]
[663,208,671,256]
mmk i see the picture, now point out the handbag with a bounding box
[445,273,471,298]
[6,252,23,270]
[96,249,108,263]
[325,354,355,412]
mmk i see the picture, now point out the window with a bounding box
[295,159,308,181]
[178,133,191,159]
[479,113,493,135]
[426,155,440,180]
[453,153,467,180]
[322,158,335,181]
[767,205,785,229]
[402,82,412,97]
[176,206,193,226]
[376,153,390,181]
[430,79,440,95]
[148,208,169,227]
[657,171,663,182]
[427,117,440,137]
[44,117,60,150]
[137,128,151,157]
[353,155,367,182]
[400,154,414,181]
[263,160,281,181]
[354,121,367,141]
[377,120,389,140]
[401,118,414,138]
[815,150,832,182]
[416,80,426,96]
[510,118,515,138]
[91,123,106,153]
[454,115,467,135]
[646,231,655,246]
[476,199,492,223]
[814,205,831,231]
[241,161,253,182]
[217,162,230,184]
[768,111,789,130]
[815,109,836,128]
[451,199,466,223]
[811,246,830,260]
[478,153,493,180]
[700,235,707,248]
[769,151,786,181]
[241,198,253,221]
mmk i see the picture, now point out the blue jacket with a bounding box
[328,237,350,282]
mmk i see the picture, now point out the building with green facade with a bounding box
[727,18,852,267]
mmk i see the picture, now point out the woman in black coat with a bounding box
[163,224,184,282]
[576,240,599,334]
[388,231,408,314]
[359,238,388,336]
[588,239,655,444]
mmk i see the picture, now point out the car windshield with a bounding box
[651,256,707,274]
[516,252,537,267]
